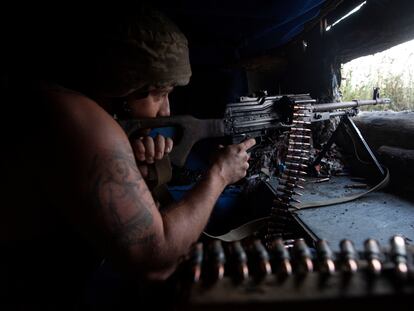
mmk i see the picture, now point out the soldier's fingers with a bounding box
[154,134,165,160]
[143,136,155,164]
[240,138,256,150]
[165,137,174,154]
[132,139,146,162]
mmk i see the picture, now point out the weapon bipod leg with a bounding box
[312,115,384,180]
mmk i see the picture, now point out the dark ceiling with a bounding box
[3,0,414,100]
[149,0,414,66]
[153,0,338,65]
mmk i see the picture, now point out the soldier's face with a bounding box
[126,86,174,118]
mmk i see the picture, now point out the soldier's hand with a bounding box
[211,138,256,185]
[131,134,173,177]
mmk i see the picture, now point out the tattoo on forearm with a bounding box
[89,150,155,247]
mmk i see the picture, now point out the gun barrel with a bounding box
[312,98,390,112]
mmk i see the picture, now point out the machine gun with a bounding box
[117,91,390,169]
[117,92,392,246]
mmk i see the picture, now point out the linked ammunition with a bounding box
[250,239,272,279]
[230,241,249,282]
[285,161,308,169]
[286,155,309,162]
[390,235,408,279]
[293,113,311,118]
[280,174,306,183]
[293,106,306,110]
[277,187,303,196]
[339,239,358,274]
[280,194,301,204]
[292,239,314,275]
[284,169,307,176]
[287,148,310,154]
[270,238,293,277]
[292,120,311,125]
[289,134,311,140]
[288,141,311,147]
[277,181,298,189]
[207,240,226,282]
[189,242,203,283]
[278,179,297,188]
[363,239,382,276]
[290,127,311,132]
[316,239,335,275]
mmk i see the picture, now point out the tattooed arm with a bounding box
[43,87,254,280]
[89,150,156,247]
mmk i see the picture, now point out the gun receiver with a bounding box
[117,93,390,167]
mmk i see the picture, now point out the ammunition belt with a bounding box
[265,100,313,246]
[176,236,414,305]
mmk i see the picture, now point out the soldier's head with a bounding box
[46,5,191,117]
[90,5,192,99]
[88,5,191,118]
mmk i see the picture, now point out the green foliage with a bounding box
[341,53,414,111]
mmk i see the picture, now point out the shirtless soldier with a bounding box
[1,4,254,306]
